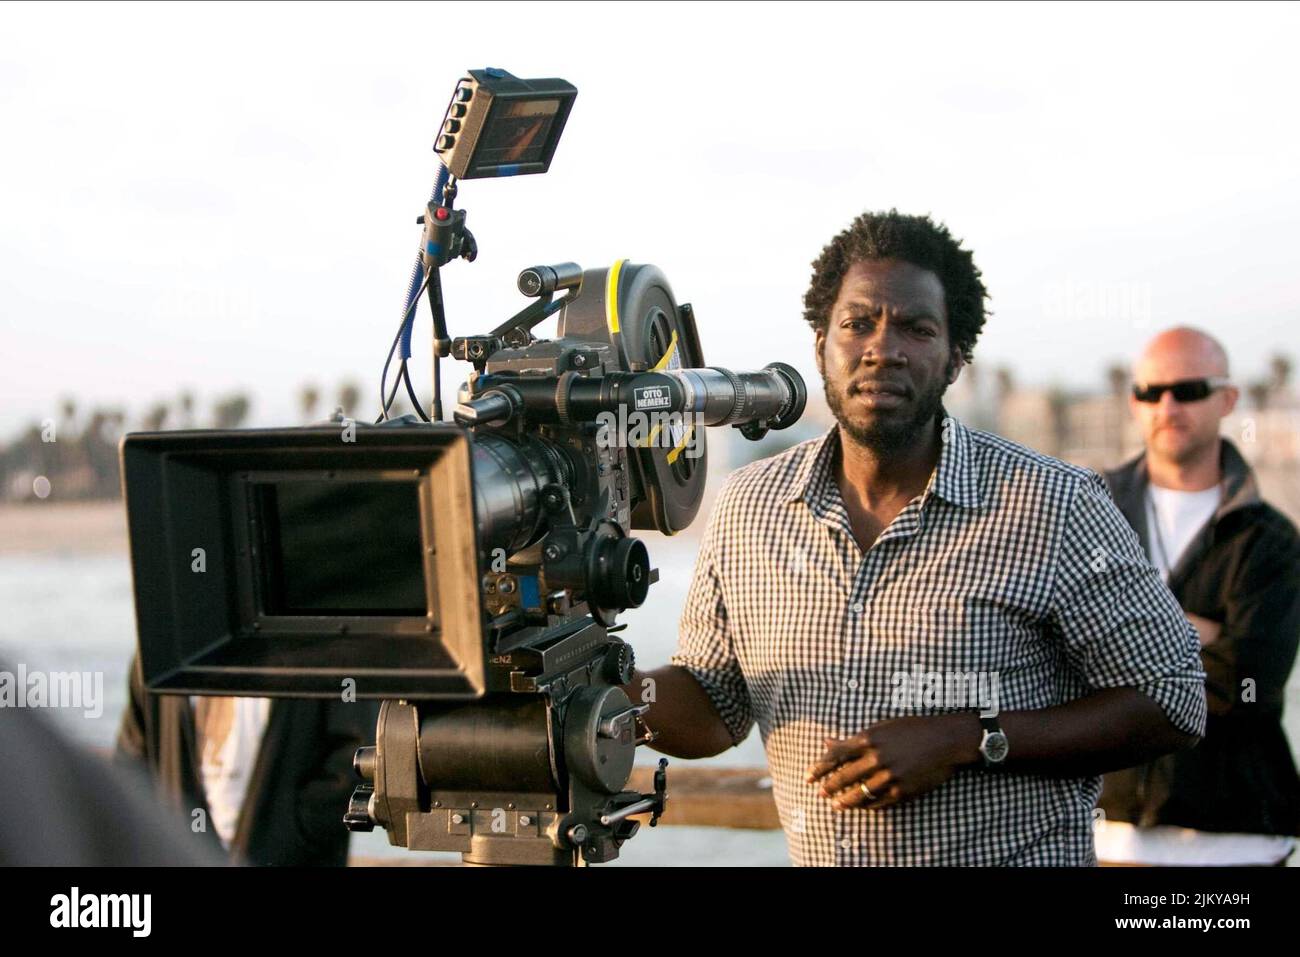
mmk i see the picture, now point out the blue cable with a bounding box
[397,260,424,362]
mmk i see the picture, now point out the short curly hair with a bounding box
[802,210,989,362]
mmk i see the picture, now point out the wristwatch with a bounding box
[978,710,1009,767]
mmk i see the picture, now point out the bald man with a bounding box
[1096,327,1300,866]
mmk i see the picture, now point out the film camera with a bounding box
[120,69,806,865]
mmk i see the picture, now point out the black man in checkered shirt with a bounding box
[625,212,1206,865]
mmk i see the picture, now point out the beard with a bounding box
[822,357,954,456]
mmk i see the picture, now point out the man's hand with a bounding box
[1186,612,1222,647]
[804,713,978,811]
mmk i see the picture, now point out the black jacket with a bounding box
[1098,439,1300,835]
[115,655,377,865]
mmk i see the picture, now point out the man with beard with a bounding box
[624,211,1206,865]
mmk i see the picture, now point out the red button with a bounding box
[434,207,450,221]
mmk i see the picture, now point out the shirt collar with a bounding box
[1215,438,1262,517]
[1129,437,1262,520]
[782,409,984,510]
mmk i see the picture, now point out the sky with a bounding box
[2,0,1298,439]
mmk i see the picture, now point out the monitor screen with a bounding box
[471,98,562,171]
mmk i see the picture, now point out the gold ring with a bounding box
[860,782,874,799]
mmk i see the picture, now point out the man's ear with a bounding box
[947,349,964,385]
[1221,384,1240,418]
[814,330,825,377]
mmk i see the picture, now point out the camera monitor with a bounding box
[121,426,486,700]
[434,69,577,180]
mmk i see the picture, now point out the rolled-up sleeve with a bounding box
[670,487,754,746]
[1047,472,1207,738]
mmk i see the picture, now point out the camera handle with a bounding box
[450,264,585,374]
[598,757,669,829]
[415,185,476,419]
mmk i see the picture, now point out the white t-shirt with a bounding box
[190,695,272,848]
[1145,484,1220,580]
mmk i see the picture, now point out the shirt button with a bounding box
[840,839,853,850]
[850,602,864,614]
[846,679,860,691]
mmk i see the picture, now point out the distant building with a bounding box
[991,389,1063,457]
[1059,395,1139,471]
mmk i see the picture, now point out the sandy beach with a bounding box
[0,502,128,554]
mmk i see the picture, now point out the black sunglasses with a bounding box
[1132,377,1231,403]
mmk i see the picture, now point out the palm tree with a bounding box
[1269,353,1292,392]
[143,402,170,432]
[178,391,196,428]
[995,367,1015,402]
[84,408,116,497]
[213,394,251,429]
[1046,386,1070,457]
[1106,363,1130,399]
[337,380,361,417]
[299,384,320,422]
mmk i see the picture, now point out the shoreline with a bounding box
[0,502,128,555]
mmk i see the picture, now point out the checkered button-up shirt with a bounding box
[671,414,1206,866]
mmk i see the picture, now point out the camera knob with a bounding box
[601,642,635,685]
[590,535,651,610]
[613,537,651,607]
[344,786,376,832]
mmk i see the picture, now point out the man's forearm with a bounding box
[940,687,1199,777]
[620,665,736,759]
[1185,612,1221,647]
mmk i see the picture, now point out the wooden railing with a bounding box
[626,765,778,829]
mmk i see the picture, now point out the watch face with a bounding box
[982,731,1009,764]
